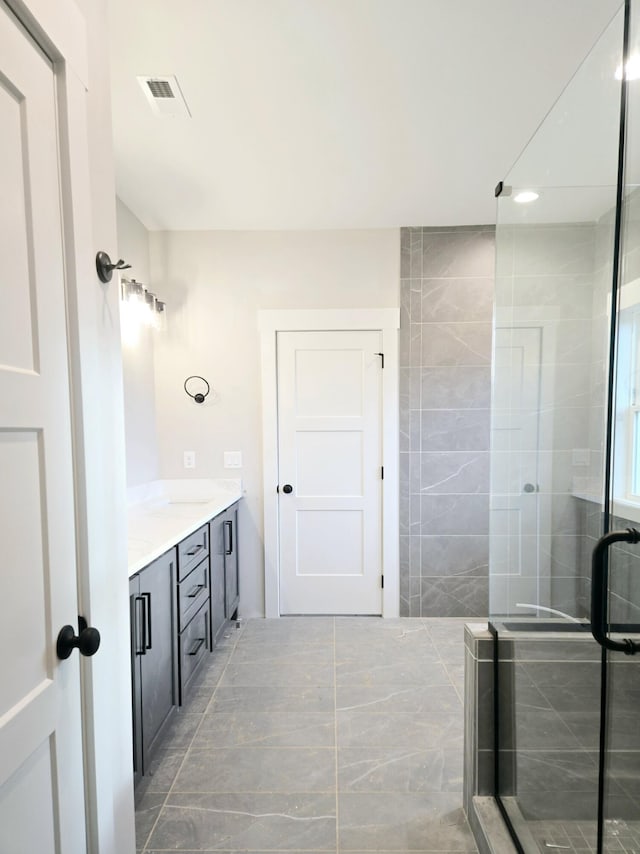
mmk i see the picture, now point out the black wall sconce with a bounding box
[184,375,210,404]
[96,251,131,284]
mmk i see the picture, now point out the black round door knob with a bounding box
[282,484,293,494]
[56,624,101,660]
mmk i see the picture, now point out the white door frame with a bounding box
[4,2,134,852]
[259,308,400,618]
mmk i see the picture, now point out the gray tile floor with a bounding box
[135,617,477,853]
[528,819,640,854]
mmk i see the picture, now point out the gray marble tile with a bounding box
[420,536,489,578]
[512,225,595,277]
[140,748,186,793]
[220,646,334,688]
[239,617,334,645]
[231,640,333,662]
[420,277,494,323]
[335,684,462,717]
[420,494,489,535]
[421,366,491,410]
[149,792,336,850]
[208,685,335,715]
[410,228,423,278]
[421,410,490,452]
[135,791,165,850]
[160,713,203,750]
[192,711,335,748]
[334,616,433,643]
[421,323,492,367]
[420,452,490,495]
[408,366,422,405]
[335,651,448,687]
[401,230,411,278]
[499,749,599,794]
[338,747,462,793]
[172,746,336,793]
[420,578,488,619]
[180,684,217,715]
[339,792,477,850]
[337,709,463,750]
[410,535,422,577]
[421,230,495,279]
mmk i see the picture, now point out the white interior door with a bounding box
[0,5,87,852]
[490,326,546,615]
[277,330,383,615]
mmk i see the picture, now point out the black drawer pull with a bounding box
[134,596,146,656]
[185,543,204,557]
[224,520,233,556]
[187,583,205,599]
[187,637,205,656]
[141,591,152,649]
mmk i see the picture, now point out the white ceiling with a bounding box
[108,0,623,231]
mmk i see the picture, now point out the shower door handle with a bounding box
[591,528,640,654]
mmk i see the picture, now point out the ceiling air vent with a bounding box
[137,75,191,118]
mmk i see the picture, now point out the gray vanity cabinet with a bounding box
[176,523,211,703]
[209,514,227,644]
[224,503,240,619]
[129,548,177,780]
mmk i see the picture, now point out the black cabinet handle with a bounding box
[224,520,233,556]
[142,592,152,650]
[282,484,293,494]
[136,595,147,655]
[187,583,205,599]
[188,637,205,656]
[591,528,640,654]
[186,543,204,557]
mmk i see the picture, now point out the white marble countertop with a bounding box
[127,478,243,577]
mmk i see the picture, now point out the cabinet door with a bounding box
[210,514,226,643]
[139,549,177,762]
[224,504,239,619]
[129,576,143,788]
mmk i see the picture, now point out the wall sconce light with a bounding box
[120,278,167,346]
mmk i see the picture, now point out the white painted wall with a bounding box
[66,1,135,851]
[116,197,160,486]
[149,229,400,617]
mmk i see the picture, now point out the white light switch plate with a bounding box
[183,451,196,469]
[224,450,242,469]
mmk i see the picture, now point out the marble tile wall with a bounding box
[490,221,598,620]
[399,226,496,618]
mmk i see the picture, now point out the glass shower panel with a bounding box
[603,2,640,848]
[490,5,624,851]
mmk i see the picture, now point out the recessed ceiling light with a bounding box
[513,190,539,204]
[615,53,640,81]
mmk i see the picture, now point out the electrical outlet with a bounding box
[183,451,196,469]
[224,450,242,469]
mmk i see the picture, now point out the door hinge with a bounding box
[381,466,384,480]
[375,352,384,369]
[381,575,384,589]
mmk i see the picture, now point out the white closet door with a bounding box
[277,330,383,615]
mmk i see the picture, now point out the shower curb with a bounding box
[470,797,518,854]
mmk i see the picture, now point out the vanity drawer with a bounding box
[179,602,210,700]
[178,524,209,580]
[178,558,209,631]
